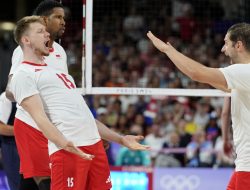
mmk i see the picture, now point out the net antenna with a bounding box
[83,0,230,97]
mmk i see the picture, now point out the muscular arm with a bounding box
[221,97,231,141]
[221,97,232,155]
[96,120,123,144]
[96,120,150,150]
[147,32,229,92]
[21,94,93,159]
[0,121,14,136]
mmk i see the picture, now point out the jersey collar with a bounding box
[22,61,47,66]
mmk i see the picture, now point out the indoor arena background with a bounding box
[0,0,250,190]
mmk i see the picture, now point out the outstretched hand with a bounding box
[147,31,171,53]
[64,141,94,160]
[121,135,150,151]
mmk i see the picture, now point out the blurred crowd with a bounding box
[80,0,242,168]
[1,0,249,168]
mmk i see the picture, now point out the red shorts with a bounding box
[227,171,250,190]
[50,140,112,190]
[14,118,50,178]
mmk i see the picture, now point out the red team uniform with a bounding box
[10,43,67,178]
[10,60,112,190]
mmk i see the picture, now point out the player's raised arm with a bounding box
[147,31,229,92]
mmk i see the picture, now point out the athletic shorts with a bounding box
[227,171,250,190]
[14,118,50,178]
[50,140,112,190]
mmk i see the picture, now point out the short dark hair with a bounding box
[227,22,250,52]
[33,0,63,16]
[14,16,43,45]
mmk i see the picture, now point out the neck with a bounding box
[236,52,250,64]
[23,48,45,65]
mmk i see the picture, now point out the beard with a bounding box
[51,31,64,41]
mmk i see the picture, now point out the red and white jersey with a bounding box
[10,42,68,129]
[10,62,100,155]
[0,92,12,124]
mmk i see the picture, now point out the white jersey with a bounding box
[10,62,100,155]
[10,42,68,129]
[0,92,12,124]
[220,63,250,171]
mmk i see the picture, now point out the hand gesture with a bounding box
[64,141,94,160]
[121,135,150,151]
[147,31,171,53]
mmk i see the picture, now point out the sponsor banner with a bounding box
[154,168,233,190]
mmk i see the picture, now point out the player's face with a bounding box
[27,22,50,56]
[221,33,238,64]
[45,7,65,40]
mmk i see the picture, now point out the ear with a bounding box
[236,41,243,49]
[41,16,48,26]
[21,36,30,45]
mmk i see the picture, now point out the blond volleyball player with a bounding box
[11,15,149,190]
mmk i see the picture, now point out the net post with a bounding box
[85,0,93,94]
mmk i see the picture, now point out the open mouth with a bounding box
[45,41,49,48]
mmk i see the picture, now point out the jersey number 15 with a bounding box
[56,73,76,89]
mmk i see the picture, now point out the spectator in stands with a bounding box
[193,99,210,129]
[186,130,214,167]
[205,111,221,145]
[144,124,166,165]
[155,131,183,167]
[115,124,151,166]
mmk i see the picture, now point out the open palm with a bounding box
[121,135,150,151]
[147,31,169,53]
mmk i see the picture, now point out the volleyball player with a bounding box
[7,1,150,189]
[0,92,20,190]
[0,92,39,190]
[6,1,67,189]
[11,15,149,190]
[11,15,150,190]
[147,22,250,190]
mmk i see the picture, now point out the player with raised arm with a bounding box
[147,23,250,190]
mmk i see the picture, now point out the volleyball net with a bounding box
[62,0,250,97]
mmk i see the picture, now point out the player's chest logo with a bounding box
[35,68,43,72]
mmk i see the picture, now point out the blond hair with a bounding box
[14,16,44,45]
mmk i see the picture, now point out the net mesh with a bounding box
[62,0,250,95]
